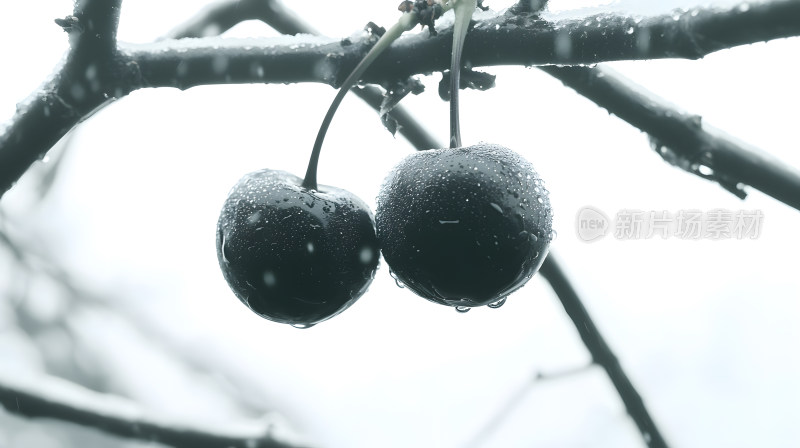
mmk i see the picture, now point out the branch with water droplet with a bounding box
[541,64,800,211]
[3,0,799,199]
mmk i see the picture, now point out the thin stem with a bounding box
[301,12,417,190]
[449,0,477,148]
[539,255,669,448]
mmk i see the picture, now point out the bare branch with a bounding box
[541,65,800,211]
[166,0,307,38]
[166,0,440,151]
[0,0,128,199]
[464,363,595,448]
[2,0,798,199]
[126,1,800,88]
[539,255,669,448]
[59,0,123,55]
[0,372,312,448]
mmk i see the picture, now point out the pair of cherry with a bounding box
[216,2,553,327]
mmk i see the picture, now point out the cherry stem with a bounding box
[302,13,417,190]
[449,0,476,149]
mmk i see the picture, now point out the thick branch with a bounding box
[125,0,800,89]
[2,1,798,199]
[539,255,669,448]
[0,372,310,448]
[65,0,123,56]
[0,0,126,199]
[541,65,800,211]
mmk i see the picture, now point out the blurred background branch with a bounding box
[0,371,310,448]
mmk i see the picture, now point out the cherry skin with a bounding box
[376,143,552,308]
[216,169,379,327]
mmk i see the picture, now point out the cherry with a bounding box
[216,169,379,327]
[376,143,552,308]
[375,1,553,310]
[215,10,421,326]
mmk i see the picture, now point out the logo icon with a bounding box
[576,206,610,242]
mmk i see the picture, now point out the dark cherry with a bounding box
[216,169,379,327]
[376,143,552,308]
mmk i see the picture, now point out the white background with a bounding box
[1,0,799,447]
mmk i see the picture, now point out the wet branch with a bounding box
[0,372,310,448]
[541,65,800,211]
[539,255,669,448]
[166,0,439,152]
[127,0,800,88]
[0,0,127,199]
[2,0,798,199]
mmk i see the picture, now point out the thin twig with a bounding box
[540,65,800,211]
[0,371,310,448]
[539,254,669,448]
[463,363,595,448]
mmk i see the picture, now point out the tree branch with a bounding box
[0,371,311,448]
[540,65,800,211]
[166,0,439,151]
[0,0,127,199]
[166,0,308,39]
[2,0,798,199]
[538,254,669,448]
[125,0,800,89]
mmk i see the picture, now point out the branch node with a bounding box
[55,15,84,34]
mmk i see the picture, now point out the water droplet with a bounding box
[455,305,470,313]
[220,234,230,263]
[626,27,635,34]
[738,3,750,12]
[212,55,229,74]
[490,203,503,214]
[306,241,315,253]
[263,270,277,287]
[488,298,507,309]
[247,211,261,225]
[439,220,460,225]
[291,323,315,329]
[389,270,405,288]
[359,246,374,264]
